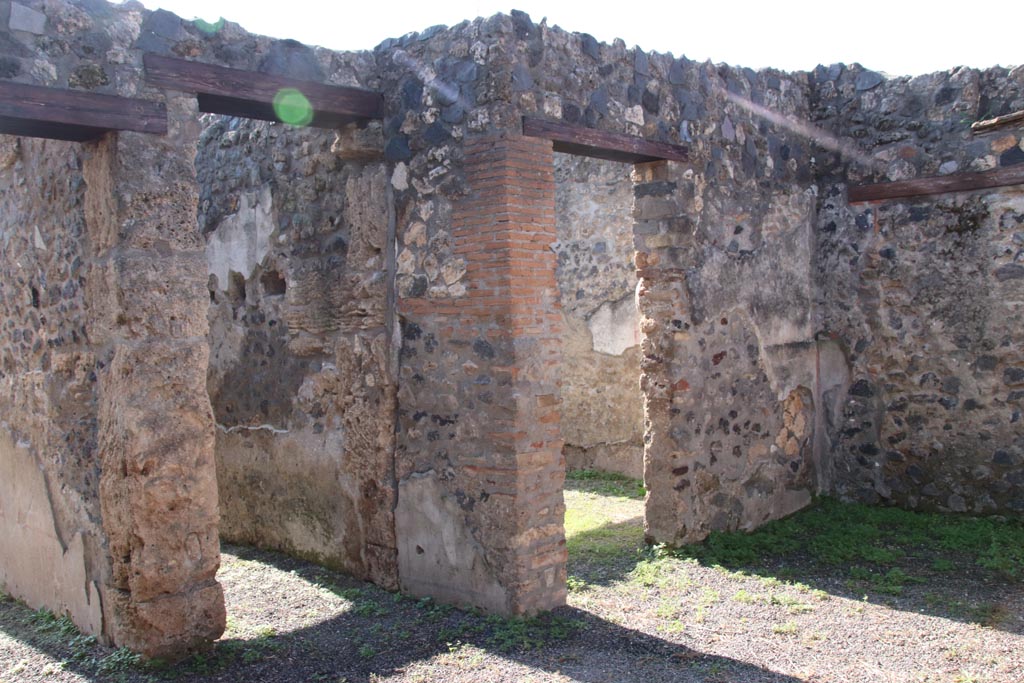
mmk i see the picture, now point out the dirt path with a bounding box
[3,476,1022,683]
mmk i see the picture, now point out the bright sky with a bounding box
[132,0,1018,77]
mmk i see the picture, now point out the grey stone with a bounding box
[947,494,967,512]
[259,40,325,81]
[580,33,600,60]
[634,49,649,76]
[641,88,660,115]
[440,103,465,124]
[855,70,884,91]
[993,450,1014,466]
[669,58,687,85]
[452,60,478,83]
[995,263,1024,281]
[0,56,20,79]
[589,86,609,115]
[384,135,412,162]
[509,10,534,39]
[9,3,46,34]
[511,63,533,91]
[417,25,446,42]
[1001,146,1024,167]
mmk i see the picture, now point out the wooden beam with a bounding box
[522,116,689,164]
[144,54,384,127]
[848,164,1024,203]
[0,81,167,142]
[971,109,1024,134]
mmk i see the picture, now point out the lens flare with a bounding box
[719,89,881,171]
[273,88,314,127]
[392,49,462,110]
[192,17,225,35]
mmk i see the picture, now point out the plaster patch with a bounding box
[206,186,274,290]
[396,471,507,613]
[0,430,103,637]
[587,294,640,356]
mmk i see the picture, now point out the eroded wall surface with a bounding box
[0,136,105,638]
[511,24,822,544]
[198,116,398,586]
[554,153,643,479]
[0,0,392,654]
[813,64,1024,513]
[387,10,826,568]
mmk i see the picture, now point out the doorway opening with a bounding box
[552,151,647,588]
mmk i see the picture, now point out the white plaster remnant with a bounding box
[215,423,290,435]
[391,162,409,191]
[206,186,274,290]
[587,294,640,356]
[0,431,103,636]
[33,226,46,250]
[396,471,507,613]
[624,105,644,126]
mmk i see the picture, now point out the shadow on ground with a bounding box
[3,487,1022,681]
[0,545,804,683]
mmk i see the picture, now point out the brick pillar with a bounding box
[395,132,566,614]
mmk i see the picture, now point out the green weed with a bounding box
[485,614,581,652]
[97,647,144,675]
[772,621,798,635]
[661,497,1024,589]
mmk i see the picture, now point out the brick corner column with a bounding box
[397,131,567,615]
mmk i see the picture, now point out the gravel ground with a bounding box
[2,479,1022,683]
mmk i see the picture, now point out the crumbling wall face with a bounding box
[83,111,225,658]
[813,65,1024,513]
[554,153,643,479]
[381,12,824,554]
[634,155,820,545]
[0,113,224,657]
[0,136,106,640]
[198,118,397,586]
[506,21,822,545]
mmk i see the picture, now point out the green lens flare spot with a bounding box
[192,17,225,35]
[273,88,314,127]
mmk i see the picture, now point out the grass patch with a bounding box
[564,470,647,584]
[661,497,1024,590]
[565,469,646,499]
[771,621,798,635]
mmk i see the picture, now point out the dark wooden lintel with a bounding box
[0,81,167,142]
[522,116,689,164]
[848,163,1024,203]
[144,54,384,126]
[971,109,1024,134]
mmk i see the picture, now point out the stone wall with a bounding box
[0,107,224,656]
[554,153,643,479]
[504,20,824,545]
[377,14,572,614]
[198,116,398,586]
[0,135,105,639]
[3,0,1024,656]
[812,64,1024,514]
